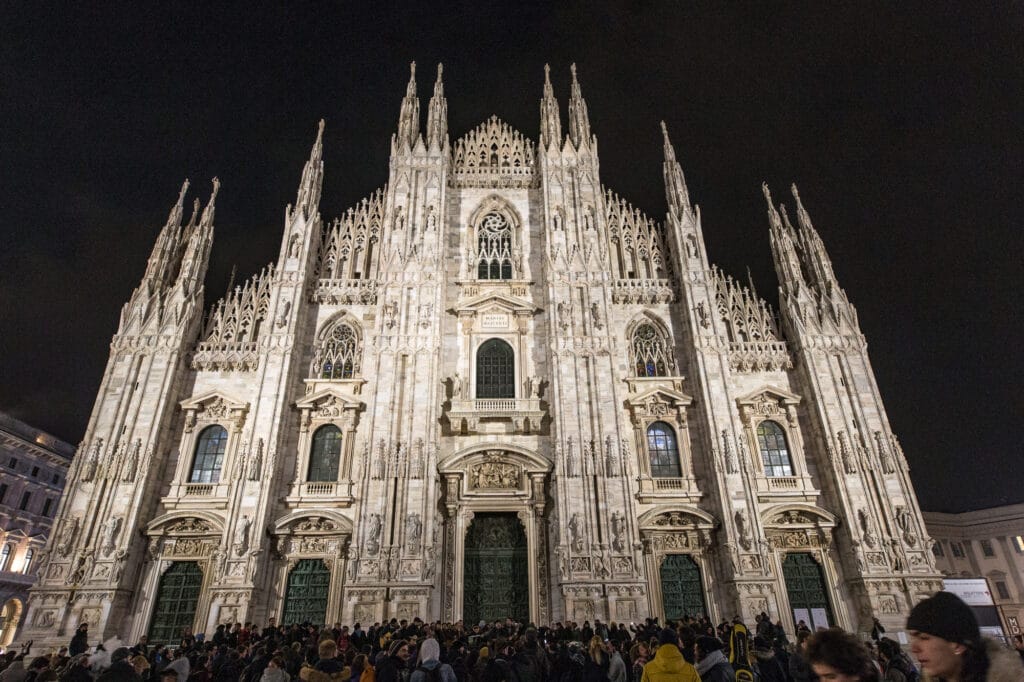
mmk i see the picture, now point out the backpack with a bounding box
[414,664,441,682]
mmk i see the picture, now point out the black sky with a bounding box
[1,3,1020,512]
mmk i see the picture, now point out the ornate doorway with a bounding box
[148,561,203,643]
[782,552,833,630]
[282,559,330,625]
[660,554,707,619]
[463,513,528,623]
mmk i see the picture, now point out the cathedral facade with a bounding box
[23,63,941,647]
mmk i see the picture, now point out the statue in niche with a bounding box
[248,439,264,481]
[405,513,422,550]
[233,516,251,557]
[610,511,626,552]
[858,509,877,548]
[895,507,918,546]
[590,302,603,330]
[100,516,121,557]
[568,513,584,552]
[366,513,382,555]
[451,373,463,399]
[276,301,291,329]
[426,206,437,232]
[57,518,79,557]
[735,510,752,551]
[529,375,542,399]
[81,439,102,482]
[382,300,398,329]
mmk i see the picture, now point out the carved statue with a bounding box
[100,516,121,557]
[57,518,79,557]
[896,506,918,546]
[122,439,141,481]
[366,513,382,555]
[735,510,752,550]
[610,511,626,552]
[233,516,251,557]
[248,439,264,481]
[590,303,603,330]
[858,509,877,548]
[568,513,584,552]
[451,373,463,399]
[81,439,102,482]
[405,513,422,550]
[529,375,542,398]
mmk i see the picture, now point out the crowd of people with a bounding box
[1,592,1022,682]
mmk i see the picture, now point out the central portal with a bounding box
[463,512,529,624]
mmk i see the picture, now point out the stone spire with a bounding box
[176,177,219,294]
[293,120,325,221]
[425,63,448,150]
[790,183,840,295]
[567,63,592,148]
[763,183,805,293]
[539,64,562,149]
[396,61,420,148]
[142,180,189,287]
[660,121,691,215]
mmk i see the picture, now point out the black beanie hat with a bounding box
[696,636,724,654]
[658,628,679,646]
[906,591,979,644]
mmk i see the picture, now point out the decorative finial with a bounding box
[410,61,416,78]
[210,177,221,197]
[570,63,577,81]
[544,63,551,81]
[761,182,772,204]
[436,63,443,80]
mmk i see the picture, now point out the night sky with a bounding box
[1,3,1020,513]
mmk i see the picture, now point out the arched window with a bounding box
[20,548,33,575]
[308,425,342,482]
[476,212,513,280]
[757,420,793,477]
[632,323,671,377]
[190,425,228,483]
[317,323,361,380]
[476,339,515,399]
[0,545,10,572]
[647,422,682,478]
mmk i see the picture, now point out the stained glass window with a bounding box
[476,213,513,280]
[317,323,360,380]
[632,324,670,377]
[757,421,793,477]
[476,339,515,398]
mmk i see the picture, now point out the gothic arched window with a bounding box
[316,322,361,380]
[21,547,33,574]
[757,420,794,477]
[308,425,342,482]
[632,323,671,377]
[647,421,682,478]
[476,212,513,280]
[190,425,228,483]
[476,339,515,398]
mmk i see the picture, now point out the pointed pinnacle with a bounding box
[177,179,190,206]
[406,61,417,94]
[433,63,444,95]
[200,177,220,225]
[660,121,677,162]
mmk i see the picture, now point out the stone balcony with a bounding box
[755,473,818,502]
[446,397,545,435]
[635,475,703,502]
[284,480,356,508]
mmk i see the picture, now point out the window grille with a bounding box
[476,339,515,398]
[476,213,513,280]
[308,425,342,482]
[632,324,670,377]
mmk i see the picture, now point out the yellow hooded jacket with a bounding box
[640,644,702,682]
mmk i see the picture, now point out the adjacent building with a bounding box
[22,63,942,648]
[0,412,74,646]
[924,504,1024,638]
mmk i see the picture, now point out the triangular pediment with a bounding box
[451,292,540,317]
[627,386,693,408]
[736,385,801,407]
[180,390,249,413]
[295,386,364,411]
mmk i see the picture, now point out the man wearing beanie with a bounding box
[695,636,734,682]
[907,591,1023,681]
[641,628,700,682]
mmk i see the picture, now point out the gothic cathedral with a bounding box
[23,63,941,645]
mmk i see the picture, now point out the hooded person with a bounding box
[640,629,700,682]
[695,636,734,682]
[906,591,1024,682]
[752,636,787,682]
[410,638,456,682]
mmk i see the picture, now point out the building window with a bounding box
[646,421,682,478]
[189,425,228,483]
[631,323,671,377]
[932,541,944,557]
[950,541,965,558]
[981,539,995,557]
[51,473,60,485]
[307,425,342,482]
[476,339,515,399]
[42,498,53,517]
[0,545,10,571]
[1015,536,1024,553]
[757,420,794,477]
[19,492,30,511]
[316,322,361,380]
[30,466,39,477]
[996,581,1011,600]
[7,457,16,469]
[0,483,6,504]
[476,212,513,280]
[21,548,33,574]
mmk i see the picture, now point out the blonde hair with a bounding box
[589,635,606,665]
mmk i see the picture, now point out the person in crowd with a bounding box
[68,627,89,659]
[95,648,141,682]
[752,636,788,682]
[805,628,880,682]
[640,629,699,682]
[582,635,609,682]
[61,654,93,682]
[259,656,290,682]
[629,640,651,682]
[300,640,349,682]
[607,640,627,682]
[870,619,886,644]
[906,591,1023,682]
[789,629,816,682]
[374,640,410,682]
[694,636,733,682]
[410,638,455,682]
[161,649,189,682]
[876,638,915,682]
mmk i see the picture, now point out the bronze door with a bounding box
[463,512,529,623]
